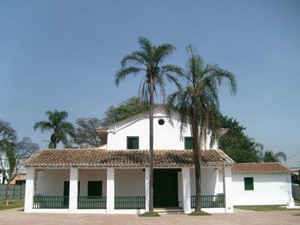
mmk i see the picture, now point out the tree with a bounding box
[74,118,102,147]
[5,137,39,205]
[262,150,287,163]
[0,119,17,151]
[1,120,39,205]
[219,116,260,163]
[101,96,149,126]
[167,45,237,213]
[115,37,183,213]
[0,120,17,188]
[34,110,75,149]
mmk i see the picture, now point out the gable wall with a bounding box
[106,110,218,150]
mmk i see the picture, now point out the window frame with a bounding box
[184,137,193,149]
[88,181,102,197]
[244,177,254,191]
[127,136,139,149]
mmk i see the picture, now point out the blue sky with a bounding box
[0,0,299,166]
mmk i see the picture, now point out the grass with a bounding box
[138,211,160,217]
[235,200,300,211]
[0,199,24,211]
[234,205,288,211]
[189,210,211,216]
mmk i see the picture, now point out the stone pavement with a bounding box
[0,208,299,225]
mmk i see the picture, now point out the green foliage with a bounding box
[0,120,17,152]
[74,117,102,147]
[101,97,149,126]
[34,110,75,149]
[1,120,39,205]
[219,116,260,163]
[262,150,287,163]
[115,37,183,103]
[219,116,287,163]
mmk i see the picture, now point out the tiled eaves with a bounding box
[24,149,235,168]
[231,163,292,174]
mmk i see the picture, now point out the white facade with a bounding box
[101,108,218,150]
[217,172,294,206]
[231,173,293,205]
[24,107,232,214]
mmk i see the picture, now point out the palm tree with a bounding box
[115,37,183,213]
[167,45,237,212]
[263,150,287,163]
[34,110,75,149]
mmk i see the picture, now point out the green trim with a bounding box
[191,195,225,208]
[33,196,69,209]
[244,177,254,190]
[78,196,106,209]
[115,196,145,209]
[184,137,193,149]
[127,136,139,149]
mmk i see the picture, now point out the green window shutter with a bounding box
[127,136,139,149]
[184,137,193,149]
[244,177,254,191]
[88,181,102,197]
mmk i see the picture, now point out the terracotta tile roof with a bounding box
[24,149,234,168]
[231,163,292,174]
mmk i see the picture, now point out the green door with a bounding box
[63,181,69,206]
[153,169,178,207]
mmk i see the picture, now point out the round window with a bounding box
[158,119,165,125]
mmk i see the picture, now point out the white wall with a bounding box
[35,169,69,196]
[230,173,292,205]
[79,169,106,196]
[190,167,221,196]
[106,109,218,150]
[115,169,145,196]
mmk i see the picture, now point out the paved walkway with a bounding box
[0,208,299,225]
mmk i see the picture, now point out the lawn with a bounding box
[0,199,24,210]
[235,205,287,211]
[234,200,300,211]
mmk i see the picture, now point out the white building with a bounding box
[228,163,294,206]
[23,107,295,214]
[0,152,9,184]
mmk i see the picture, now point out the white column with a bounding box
[69,167,78,213]
[223,166,233,213]
[106,168,115,214]
[24,168,35,212]
[182,168,192,214]
[144,168,150,212]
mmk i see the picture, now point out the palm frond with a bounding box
[115,67,145,86]
[33,121,53,133]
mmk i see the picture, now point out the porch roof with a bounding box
[24,149,234,168]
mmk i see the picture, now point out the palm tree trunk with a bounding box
[191,106,202,212]
[149,76,154,212]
